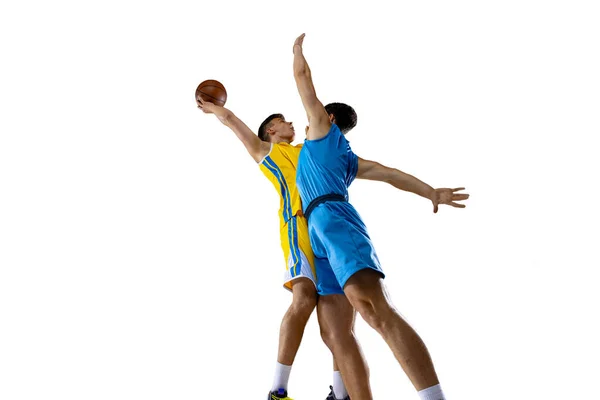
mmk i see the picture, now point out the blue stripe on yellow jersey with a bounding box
[289,218,300,276]
[262,157,291,220]
[259,142,304,224]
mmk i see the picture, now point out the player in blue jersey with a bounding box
[292,33,469,400]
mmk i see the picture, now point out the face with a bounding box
[268,117,295,142]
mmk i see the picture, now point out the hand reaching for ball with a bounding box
[197,97,216,114]
[197,96,232,125]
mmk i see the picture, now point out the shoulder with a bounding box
[257,142,274,164]
[305,124,343,145]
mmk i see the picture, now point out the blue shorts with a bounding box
[308,201,384,295]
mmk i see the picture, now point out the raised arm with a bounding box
[198,98,270,163]
[357,157,469,213]
[292,33,331,141]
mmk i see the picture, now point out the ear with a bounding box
[329,114,336,123]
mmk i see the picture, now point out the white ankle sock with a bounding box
[418,384,446,400]
[332,370,348,399]
[271,362,292,392]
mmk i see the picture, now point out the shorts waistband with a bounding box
[304,193,347,220]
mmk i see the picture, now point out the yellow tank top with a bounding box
[259,142,304,223]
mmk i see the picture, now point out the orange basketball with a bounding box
[195,79,227,107]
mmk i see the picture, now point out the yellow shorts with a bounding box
[280,215,317,291]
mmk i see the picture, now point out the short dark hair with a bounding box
[257,113,284,142]
[325,102,357,134]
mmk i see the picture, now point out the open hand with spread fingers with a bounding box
[431,187,469,213]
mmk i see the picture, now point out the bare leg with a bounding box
[344,269,439,391]
[277,278,317,364]
[318,294,372,400]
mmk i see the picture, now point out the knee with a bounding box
[290,293,317,319]
[319,324,333,349]
[345,275,393,334]
[353,298,389,333]
[320,322,353,351]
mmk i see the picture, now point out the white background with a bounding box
[1,1,599,399]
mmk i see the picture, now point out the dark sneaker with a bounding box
[268,388,293,400]
[326,385,350,400]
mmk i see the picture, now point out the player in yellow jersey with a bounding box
[256,121,313,293]
[197,97,365,400]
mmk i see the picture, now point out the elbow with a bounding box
[383,174,396,185]
[383,167,399,184]
[384,168,402,187]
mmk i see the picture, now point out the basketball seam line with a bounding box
[198,85,224,90]
[198,91,225,102]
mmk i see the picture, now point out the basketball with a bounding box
[196,79,227,107]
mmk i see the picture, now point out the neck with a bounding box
[271,137,292,144]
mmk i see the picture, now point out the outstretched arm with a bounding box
[357,157,469,213]
[292,33,331,141]
[198,98,270,163]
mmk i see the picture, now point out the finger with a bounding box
[452,187,466,192]
[450,202,466,208]
[452,194,470,201]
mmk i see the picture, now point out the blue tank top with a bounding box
[296,124,358,212]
